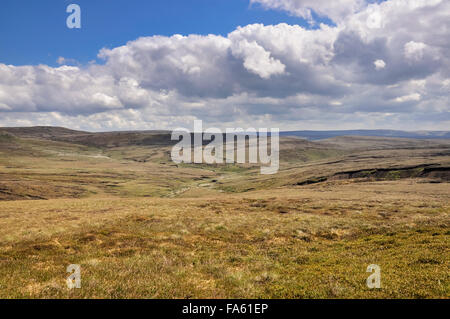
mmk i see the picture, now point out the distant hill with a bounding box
[280,130,450,140]
[1,127,449,148]
[1,126,87,139]
[0,126,174,147]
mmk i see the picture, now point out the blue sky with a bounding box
[0,0,327,66]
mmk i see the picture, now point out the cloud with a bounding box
[230,39,286,79]
[394,93,421,103]
[56,56,80,66]
[374,59,386,70]
[250,0,366,24]
[404,41,427,61]
[0,103,11,111]
[0,0,449,131]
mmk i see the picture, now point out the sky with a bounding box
[0,0,449,131]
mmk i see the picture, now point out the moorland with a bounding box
[0,126,448,298]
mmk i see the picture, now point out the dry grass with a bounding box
[0,181,448,299]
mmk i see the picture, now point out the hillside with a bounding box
[281,130,450,140]
[0,126,449,200]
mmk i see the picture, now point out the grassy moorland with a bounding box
[0,127,448,298]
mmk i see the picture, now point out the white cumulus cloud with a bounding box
[0,0,449,131]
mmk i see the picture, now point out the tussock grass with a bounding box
[0,181,448,298]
